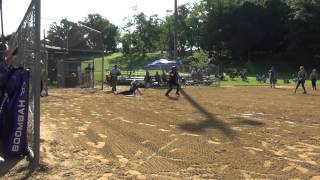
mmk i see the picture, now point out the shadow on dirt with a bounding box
[167,96,180,101]
[0,154,39,179]
[104,90,115,94]
[178,89,236,139]
[0,156,23,176]
[236,119,265,126]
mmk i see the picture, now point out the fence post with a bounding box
[33,0,41,166]
[92,59,95,88]
[101,53,105,90]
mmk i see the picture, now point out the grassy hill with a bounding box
[80,51,313,87]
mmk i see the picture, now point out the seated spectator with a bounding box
[256,74,260,82]
[154,71,161,83]
[215,73,224,81]
[162,71,168,86]
[284,79,290,84]
[241,69,248,81]
[203,77,213,86]
[229,70,237,80]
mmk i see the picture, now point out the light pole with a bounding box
[173,0,178,60]
[128,4,137,77]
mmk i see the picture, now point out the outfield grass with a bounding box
[80,52,314,87]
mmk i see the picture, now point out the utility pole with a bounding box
[173,0,178,60]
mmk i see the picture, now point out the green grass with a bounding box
[81,51,169,84]
[79,51,314,87]
[219,76,313,87]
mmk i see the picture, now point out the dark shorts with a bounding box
[312,79,317,87]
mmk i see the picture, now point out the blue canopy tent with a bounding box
[143,59,182,71]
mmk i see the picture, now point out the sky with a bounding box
[3,0,199,36]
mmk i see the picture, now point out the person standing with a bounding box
[85,64,92,88]
[90,65,95,88]
[110,64,121,94]
[268,66,277,88]
[144,70,152,88]
[310,69,318,91]
[294,66,308,94]
[165,66,180,96]
[191,68,197,81]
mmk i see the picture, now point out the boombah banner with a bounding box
[4,68,30,156]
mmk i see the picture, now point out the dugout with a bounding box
[44,19,105,89]
[46,47,103,88]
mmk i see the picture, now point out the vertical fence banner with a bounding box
[5,69,29,156]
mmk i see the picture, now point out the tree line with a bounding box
[44,0,320,69]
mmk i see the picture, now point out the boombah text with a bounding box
[12,82,27,152]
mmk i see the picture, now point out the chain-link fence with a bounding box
[8,0,41,165]
[45,19,105,89]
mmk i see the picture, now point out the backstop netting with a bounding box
[8,0,41,164]
[45,19,105,89]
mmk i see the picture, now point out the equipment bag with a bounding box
[4,68,30,156]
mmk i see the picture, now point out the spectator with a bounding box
[241,69,248,81]
[191,68,197,81]
[294,66,307,94]
[110,64,121,94]
[310,69,318,91]
[85,64,92,88]
[154,71,161,83]
[268,66,277,88]
[144,70,152,88]
[229,69,237,80]
[197,69,202,81]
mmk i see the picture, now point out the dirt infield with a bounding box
[3,86,320,179]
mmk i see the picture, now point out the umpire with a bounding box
[165,66,180,96]
[110,65,121,94]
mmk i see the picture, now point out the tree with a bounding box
[82,14,119,52]
[286,0,320,65]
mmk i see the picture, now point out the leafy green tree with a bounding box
[134,13,161,55]
[286,0,320,64]
[82,14,119,52]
